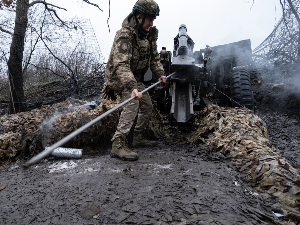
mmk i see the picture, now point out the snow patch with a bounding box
[184,169,192,174]
[85,168,99,172]
[244,189,259,197]
[156,164,172,169]
[48,161,77,173]
[272,212,284,218]
[144,163,173,175]
[234,181,240,186]
[107,168,122,173]
[9,165,19,170]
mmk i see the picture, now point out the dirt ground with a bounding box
[1,140,280,225]
[253,83,300,170]
[1,77,300,224]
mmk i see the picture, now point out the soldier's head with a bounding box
[132,0,160,32]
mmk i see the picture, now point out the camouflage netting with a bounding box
[0,98,122,162]
[0,97,165,165]
[1,98,300,221]
[0,104,57,161]
[40,97,123,147]
[190,105,300,221]
[0,132,23,159]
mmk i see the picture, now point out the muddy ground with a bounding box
[1,78,300,224]
[253,83,300,170]
[1,140,279,225]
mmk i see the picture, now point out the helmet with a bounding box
[132,0,160,18]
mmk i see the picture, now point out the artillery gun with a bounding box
[147,24,255,126]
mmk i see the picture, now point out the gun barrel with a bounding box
[177,25,189,55]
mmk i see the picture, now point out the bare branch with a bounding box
[29,63,68,82]
[280,0,284,13]
[32,27,75,79]
[45,5,69,27]
[23,26,42,75]
[28,1,66,10]
[82,0,103,12]
[22,9,48,74]
[0,25,13,36]
[250,0,254,11]
[32,27,80,94]
[280,0,293,40]
[0,21,14,31]
[286,0,300,25]
[0,49,8,62]
[28,1,69,27]
[107,0,110,32]
[2,7,16,12]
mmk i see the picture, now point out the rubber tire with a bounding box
[230,69,254,110]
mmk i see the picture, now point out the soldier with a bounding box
[103,0,167,161]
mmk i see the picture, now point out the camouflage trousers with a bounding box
[112,82,152,141]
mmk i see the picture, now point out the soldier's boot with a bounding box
[111,136,138,161]
[132,132,158,147]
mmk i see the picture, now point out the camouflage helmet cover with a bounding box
[132,0,160,18]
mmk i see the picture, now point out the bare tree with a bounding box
[1,0,103,113]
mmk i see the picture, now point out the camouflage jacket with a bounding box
[104,13,165,94]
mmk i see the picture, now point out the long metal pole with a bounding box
[23,72,175,168]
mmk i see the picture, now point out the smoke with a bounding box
[39,98,89,148]
[41,110,64,129]
[289,72,300,95]
[255,60,300,117]
[40,110,71,148]
[259,61,300,95]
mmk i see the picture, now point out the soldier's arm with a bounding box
[112,29,137,92]
[149,27,165,80]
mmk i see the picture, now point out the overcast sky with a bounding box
[59,0,282,61]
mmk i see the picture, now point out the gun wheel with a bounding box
[230,69,254,110]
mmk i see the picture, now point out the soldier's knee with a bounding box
[147,101,153,110]
[141,103,152,115]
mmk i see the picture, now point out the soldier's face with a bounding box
[138,17,155,32]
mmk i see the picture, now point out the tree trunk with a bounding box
[7,0,29,113]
